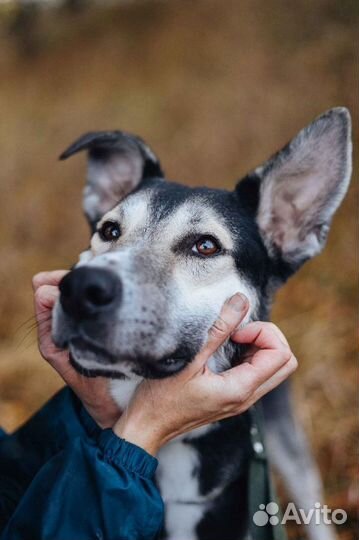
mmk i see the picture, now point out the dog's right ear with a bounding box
[236,107,352,279]
[60,131,163,230]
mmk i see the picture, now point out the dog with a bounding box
[52,107,352,540]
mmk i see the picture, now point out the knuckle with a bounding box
[34,285,45,299]
[32,273,45,289]
[281,354,297,376]
[257,324,272,340]
[288,355,298,372]
[260,321,277,335]
[34,285,50,306]
[266,322,278,332]
[210,317,229,338]
[279,343,291,359]
[268,322,289,344]
[265,321,286,340]
[34,287,43,302]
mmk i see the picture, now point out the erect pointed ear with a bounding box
[60,131,164,230]
[236,107,352,275]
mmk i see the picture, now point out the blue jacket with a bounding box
[0,387,164,540]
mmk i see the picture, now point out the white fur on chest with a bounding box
[164,502,208,540]
[157,439,200,502]
[110,362,227,540]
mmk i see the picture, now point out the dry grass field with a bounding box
[0,1,357,538]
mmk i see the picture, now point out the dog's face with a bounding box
[54,180,268,378]
[52,108,352,379]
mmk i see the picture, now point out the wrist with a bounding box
[113,412,166,456]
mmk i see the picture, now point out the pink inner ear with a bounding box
[255,108,352,263]
[84,150,144,224]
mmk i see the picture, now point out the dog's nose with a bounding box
[59,267,121,319]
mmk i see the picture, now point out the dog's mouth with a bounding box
[133,356,189,378]
[68,337,191,379]
[69,337,116,364]
[68,337,128,379]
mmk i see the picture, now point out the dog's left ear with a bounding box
[236,107,352,273]
[60,131,163,230]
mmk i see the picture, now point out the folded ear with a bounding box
[60,131,164,229]
[236,107,352,274]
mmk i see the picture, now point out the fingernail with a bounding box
[228,293,248,312]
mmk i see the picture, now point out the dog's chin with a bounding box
[68,338,192,379]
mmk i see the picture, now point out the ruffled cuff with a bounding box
[79,403,158,479]
[98,429,158,478]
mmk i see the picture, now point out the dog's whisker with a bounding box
[22,338,41,351]
[16,330,38,350]
[17,312,52,334]
[35,317,52,328]
[23,309,52,326]
[15,315,52,350]
[14,314,38,334]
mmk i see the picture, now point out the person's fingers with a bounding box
[250,354,298,402]
[222,345,294,401]
[34,284,60,314]
[34,285,60,354]
[34,284,71,371]
[191,293,249,370]
[231,321,290,351]
[232,354,298,414]
[32,270,68,292]
[33,278,63,356]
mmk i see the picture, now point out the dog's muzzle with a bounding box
[59,267,121,320]
[57,266,194,379]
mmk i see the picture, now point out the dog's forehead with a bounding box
[104,182,236,247]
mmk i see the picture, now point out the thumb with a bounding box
[191,293,249,371]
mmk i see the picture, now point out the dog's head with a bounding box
[52,108,352,379]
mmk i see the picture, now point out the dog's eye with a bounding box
[99,221,121,242]
[192,236,220,256]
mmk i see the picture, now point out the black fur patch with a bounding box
[185,413,252,496]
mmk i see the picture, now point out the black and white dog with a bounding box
[53,108,352,540]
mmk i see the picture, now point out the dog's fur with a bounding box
[52,108,352,540]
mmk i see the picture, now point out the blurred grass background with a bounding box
[0,1,357,538]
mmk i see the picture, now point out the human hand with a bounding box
[34,273,297,451]
[33,270,121,428]
[114,293,297,455]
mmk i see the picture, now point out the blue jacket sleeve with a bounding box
[0,389,164,540]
